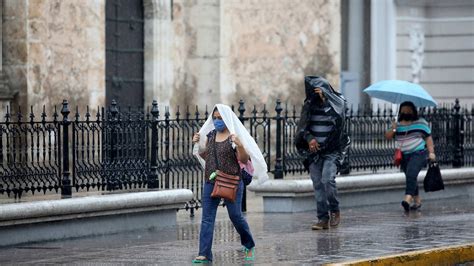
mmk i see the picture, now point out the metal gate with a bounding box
[106,0,144,108]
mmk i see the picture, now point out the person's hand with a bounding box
[308,139,320,153]
[192,133,200,143]
[313,88,325,101]
[230,134,243,147]
[391,121,397,131]
[429,152,436,162]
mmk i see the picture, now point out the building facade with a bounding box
[1,0,471,117]
[341,0,474,109]
[1,0,341,116]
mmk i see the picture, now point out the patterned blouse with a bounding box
[203,131,240,182]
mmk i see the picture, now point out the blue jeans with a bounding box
[401,150,427,196]
[198,180,255,261]
[309,153,340,221]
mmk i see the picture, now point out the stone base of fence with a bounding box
[248,168,474,213]
[0,189,193,247]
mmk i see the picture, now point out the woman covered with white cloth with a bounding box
[191,104,268,264]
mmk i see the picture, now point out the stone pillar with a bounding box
[0,0,15,119]
[370,0,396,109]
[187,0,221,108]
[144,0,175,109]
[341,0,371,109]
[158,0,221,110]
[0,0,2,71]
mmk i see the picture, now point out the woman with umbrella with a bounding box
[364,80,437,212]
[385,101,436,212]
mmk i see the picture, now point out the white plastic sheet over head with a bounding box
[193,104,269,184]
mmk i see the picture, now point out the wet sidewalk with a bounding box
[0,196,473,265]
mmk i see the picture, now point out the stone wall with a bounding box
[3,0,105,115]
[170,0,341,112]
[220,0,341,109]
[2,0,340,115]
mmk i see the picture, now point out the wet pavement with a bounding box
[0,196,473,265]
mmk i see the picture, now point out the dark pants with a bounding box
[309,152,340,221]
[401,150,427,196]
[198,181,255,261]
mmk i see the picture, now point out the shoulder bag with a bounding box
[210,136,241,202]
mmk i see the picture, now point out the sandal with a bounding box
[244,247,255,261]
[410,203,422,210]
[401,201,410,212]
[192,256,210,264]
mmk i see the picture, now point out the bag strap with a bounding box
[212,131,240,176]
[212,131,220,170]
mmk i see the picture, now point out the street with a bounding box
[0,196,473,265]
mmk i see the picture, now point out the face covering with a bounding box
[399,113,416,121]
[213,119,226,132]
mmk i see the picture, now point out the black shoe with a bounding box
[410,203,422,210]
[401,201,410,212]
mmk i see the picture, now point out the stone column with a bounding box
[188,0,221,107]
[0,0,15,119]
[144,0,175,109]
[341,0,371,109]
[0,0,2,72]
[370,0,396,109]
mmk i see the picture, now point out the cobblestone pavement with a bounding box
[0,196,473,265]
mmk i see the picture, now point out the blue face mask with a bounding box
[213,119,226,132]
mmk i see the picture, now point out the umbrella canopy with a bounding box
[363,80,437,107]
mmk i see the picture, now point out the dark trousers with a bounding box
[401,150,427,196]
[309,152,340,221]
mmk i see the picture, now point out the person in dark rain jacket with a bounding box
[295,76,350,230]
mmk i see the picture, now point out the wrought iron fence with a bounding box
[0,106,61,198]
[0,99,472,212]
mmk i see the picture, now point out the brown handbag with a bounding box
[210,134,240,202]
[211,170,240,202]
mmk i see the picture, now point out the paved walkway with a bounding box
[0,195,473,265]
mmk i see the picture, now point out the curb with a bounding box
[0,189,195,247]
[324,243,474,266]
[0,189,194,225]
[248,167,474,212]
